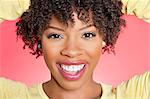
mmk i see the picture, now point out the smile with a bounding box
[60,64,85,72]
[56,61,87,80]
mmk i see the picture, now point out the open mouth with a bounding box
[60,64,85,74]
[56,63,87,80]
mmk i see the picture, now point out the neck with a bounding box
[42,77,102,99]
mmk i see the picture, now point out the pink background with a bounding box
[0,15,150,86]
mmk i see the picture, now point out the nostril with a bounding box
[60,48,82,58]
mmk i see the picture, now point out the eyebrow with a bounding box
[79,24,94,31]
[48,24,94,31]
[48,26,65,32]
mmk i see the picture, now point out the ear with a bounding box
[102,41,106,47]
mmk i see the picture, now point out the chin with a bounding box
[52,71,91,91]
[57,78,88,91]
[50,61,95,91]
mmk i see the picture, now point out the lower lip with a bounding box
[57,64,87,80]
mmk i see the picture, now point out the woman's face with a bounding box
[41,13,103,90]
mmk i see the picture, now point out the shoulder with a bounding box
[100,71,150,99]
[119,71,150,88]
[117,71,150,98]
[0,77,28,90]
[0,77,43,99]
[0,77,28,98]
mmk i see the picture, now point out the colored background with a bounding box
[0,15,150,86]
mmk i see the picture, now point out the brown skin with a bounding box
[41,12,103,99]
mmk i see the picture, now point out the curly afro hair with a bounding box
[16,0,125,58]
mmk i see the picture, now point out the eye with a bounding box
[82,32,96,39]
[47,33,63,39]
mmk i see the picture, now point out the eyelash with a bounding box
[82,32,96,38]
[47,33,63,39]
[47,32,96,39]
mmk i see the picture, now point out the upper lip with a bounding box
[57,60,88,65]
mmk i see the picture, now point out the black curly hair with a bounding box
[16,0,125,58]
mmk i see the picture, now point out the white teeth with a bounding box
[61,64,85,72]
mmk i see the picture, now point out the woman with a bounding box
[0,0,150,99]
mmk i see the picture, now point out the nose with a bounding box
[60,41,82,58]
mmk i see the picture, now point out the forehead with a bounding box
[49,12,94,29]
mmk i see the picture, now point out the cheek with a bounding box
[82,41,102,56]
[86,43,102,64]
[42,40,61,65]
[42,44,61,72]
